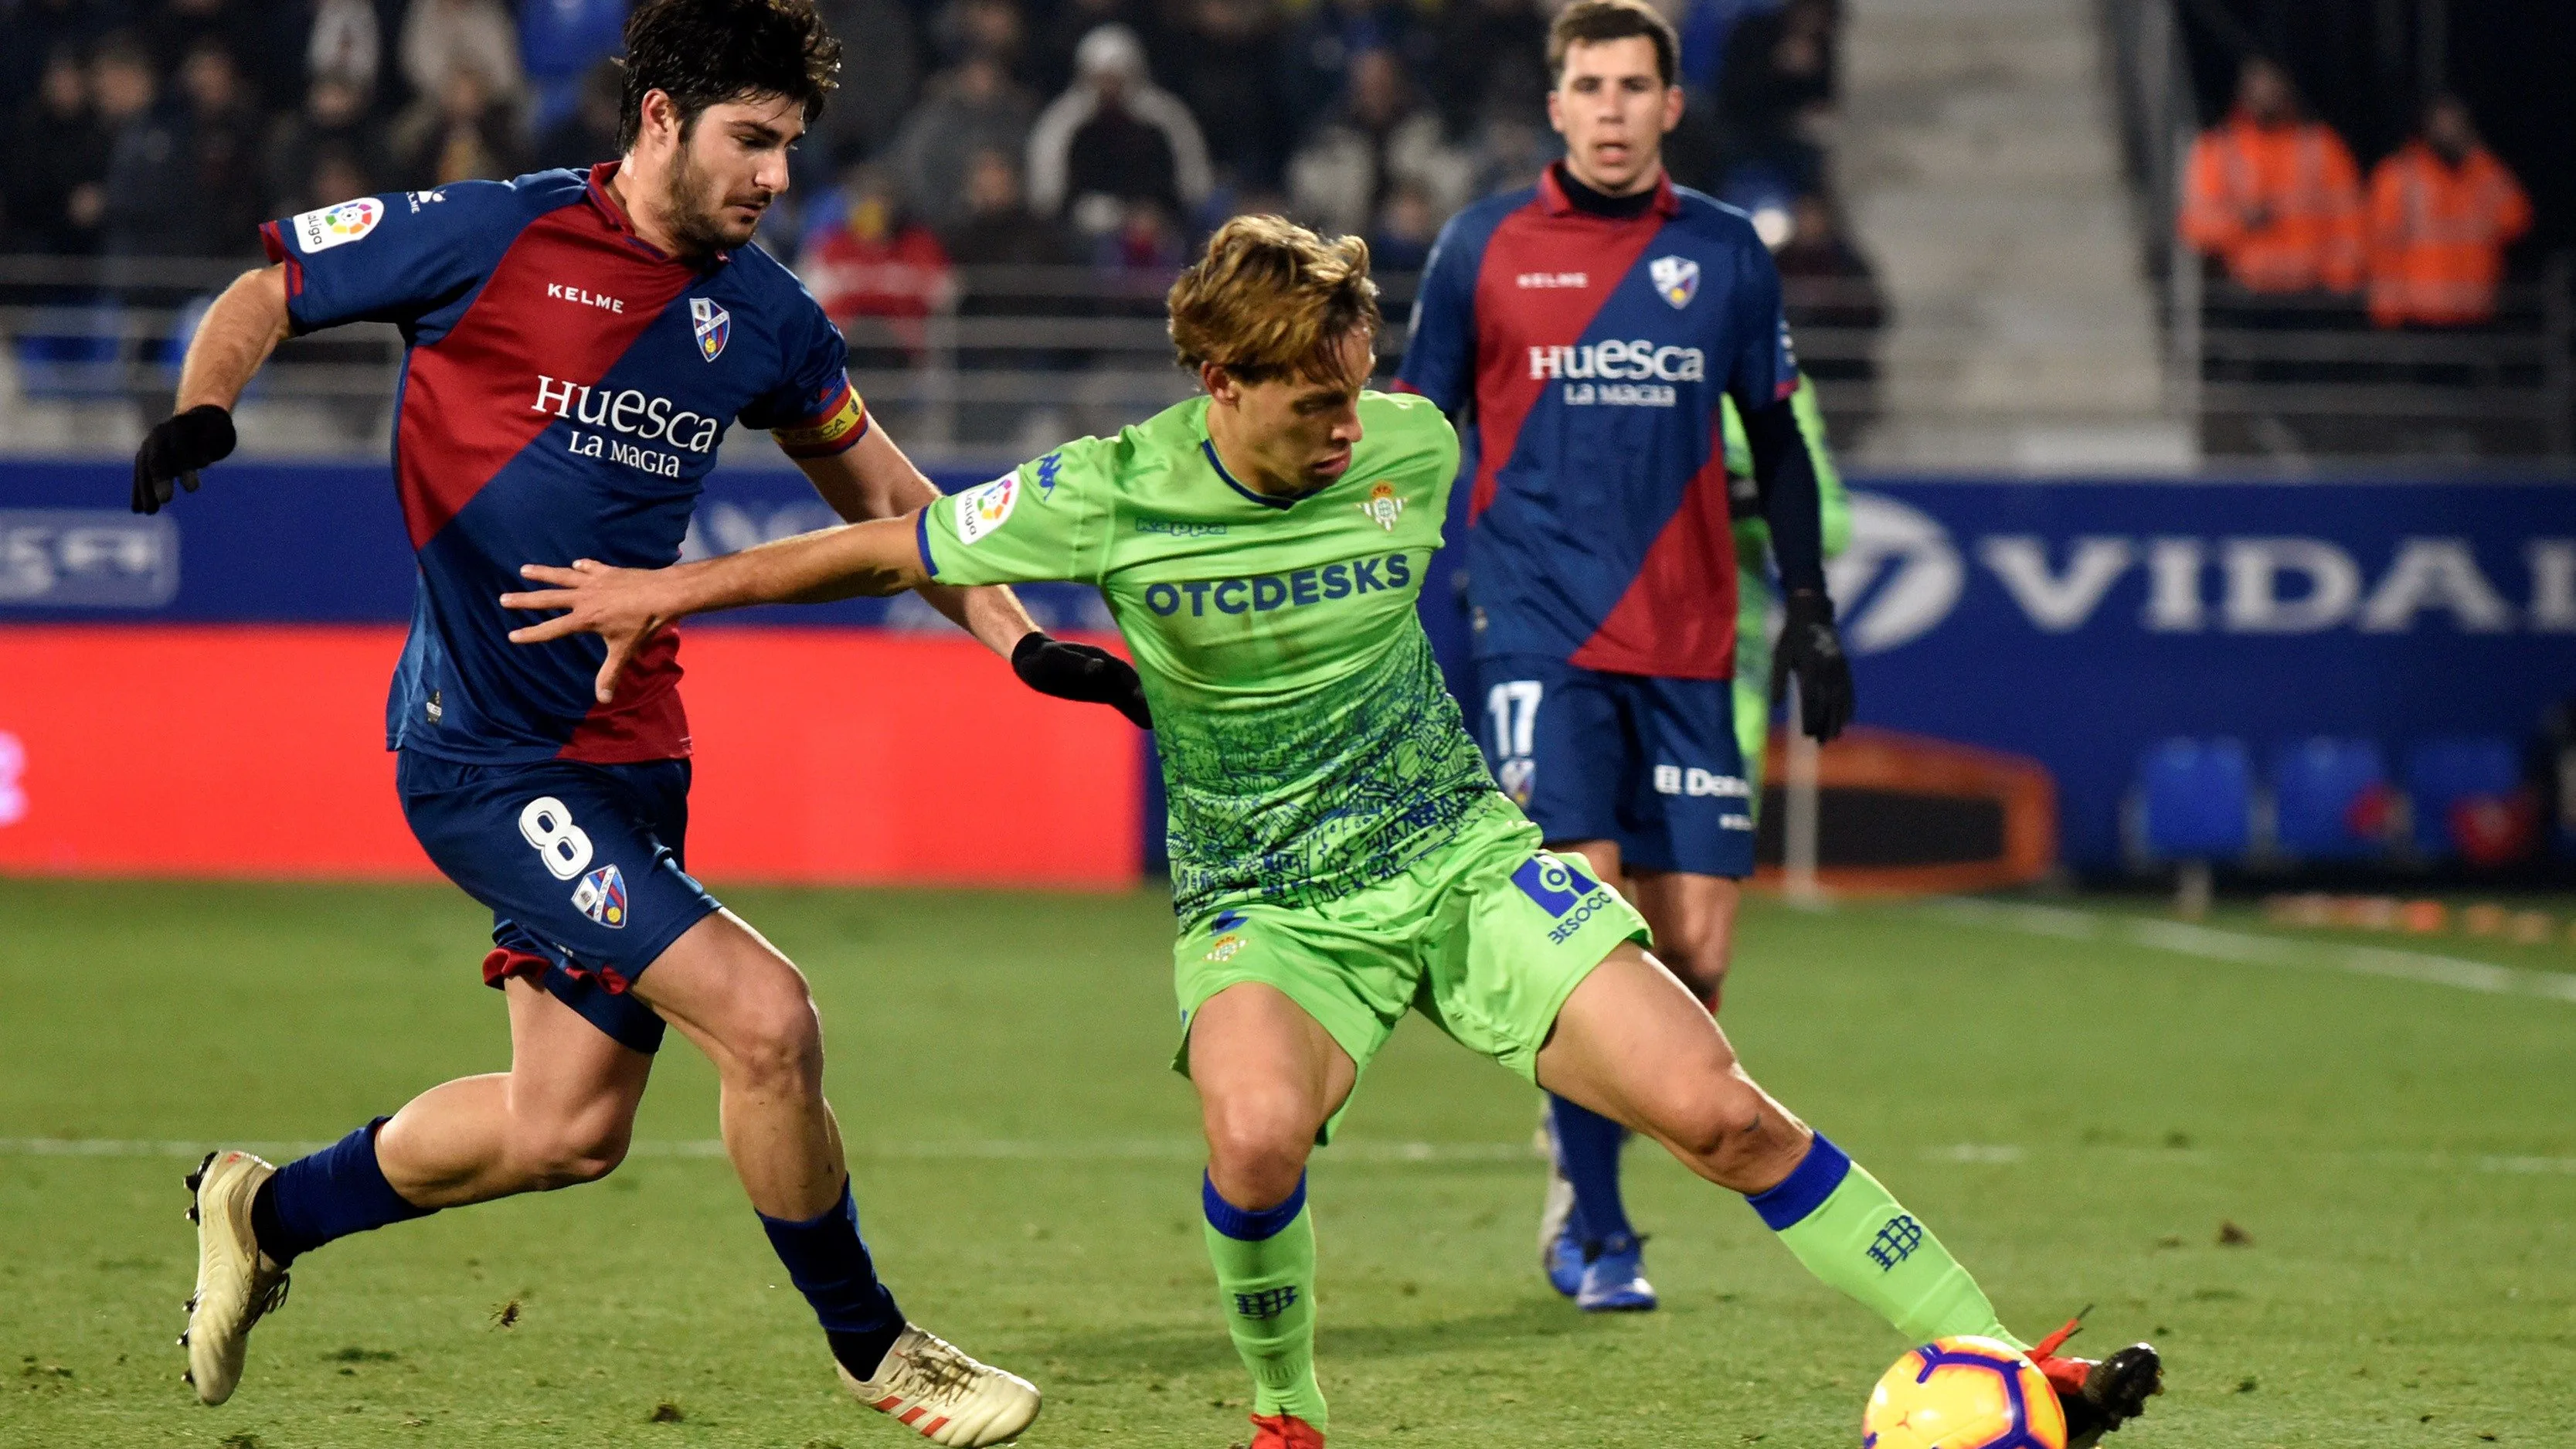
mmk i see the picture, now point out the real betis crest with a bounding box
[1358,481,1404,532]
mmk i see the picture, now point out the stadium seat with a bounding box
[2403,735,2523,859]
[2270,736,2389,860]
[2137,737,2252,860]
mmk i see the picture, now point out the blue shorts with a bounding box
[1473,655,1755,879]
[396,750,722,1053]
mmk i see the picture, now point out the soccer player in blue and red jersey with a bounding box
[1394,0,1859,1315]
[126,2,1117,1440]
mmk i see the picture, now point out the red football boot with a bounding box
[1247,1411,1325,1449]
[2027,1311,2163,1447]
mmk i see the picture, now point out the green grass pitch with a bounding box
[3,877,2571,1447]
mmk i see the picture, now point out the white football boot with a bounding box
[837,1323,1042,1446]
[180,1150,291,1405]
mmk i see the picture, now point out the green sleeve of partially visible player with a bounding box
[1728,374,1847,800]
[1721,373,1847,559]
[919,435,1116,586]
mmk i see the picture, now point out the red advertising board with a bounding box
[0,626,1141,886]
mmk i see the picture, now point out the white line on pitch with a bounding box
[1925,898,2576,1005]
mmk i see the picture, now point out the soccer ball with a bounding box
[1861,1335,2067,1449]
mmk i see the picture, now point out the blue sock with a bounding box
[255,1117,433,1263]
[1550,1094,1633,1248]
[760,1179,906,1379]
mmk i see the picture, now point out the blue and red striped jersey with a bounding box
[1395,169,1796,680]
[260,163,868,765]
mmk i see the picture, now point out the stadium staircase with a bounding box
[1837,0,2192,470]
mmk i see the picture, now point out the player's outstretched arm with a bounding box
[790,425,1151,728]
[501,515,930,702]
[131,265,292,515]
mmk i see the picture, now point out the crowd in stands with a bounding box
[2182,56,2534,330]
[0,0,1882,364]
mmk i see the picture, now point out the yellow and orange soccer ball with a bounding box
[1861,1335,2067,1449]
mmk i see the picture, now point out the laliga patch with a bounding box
[292,197,383,253]
[691,297,731,362]
[571,863,630,929]
[1649,254,1699,310]
[1511,855,1601,917]
[1356,481,1404,532]
[954,474,1019,544]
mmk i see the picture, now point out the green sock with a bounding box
[1201,1172,1327,1429]
[1746,1134,2025,1350]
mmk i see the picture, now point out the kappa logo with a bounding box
[571,863,629,928]
[1357,481,1404,532]
[690,297,730,362]
[955,474,1019,544]
[1035,451,1064,499]
[292,197,382,253]
[1649,254,1699,309]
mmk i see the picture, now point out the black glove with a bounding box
[1770,588,1854,743]
[131,404,236,514]
[1012,631,1153,730]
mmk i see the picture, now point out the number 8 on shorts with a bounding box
[518,797,595,881]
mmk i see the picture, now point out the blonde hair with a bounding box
[1167,215,1381,384]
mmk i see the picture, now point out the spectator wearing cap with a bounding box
[801,164,957,366]
[2,48,110,257]
[521,0,630,136]
[401,0,528,119]
[1287,47,1470,240]
[2180,57,2364,298]
[1026,24,1212,232]
[267,74,396,216]
[891,49,1036,231]
[2365,94,2532,330]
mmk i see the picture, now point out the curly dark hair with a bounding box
[617,0,842,149]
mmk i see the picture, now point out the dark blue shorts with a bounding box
[1473,655,1755,879]
[396,750,722,1053]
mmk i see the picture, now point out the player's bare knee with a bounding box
[724,986,825,1093]
[1653,1077,1770,1184]
[511,1114,632,1189]
[1202,1101,1316,1208]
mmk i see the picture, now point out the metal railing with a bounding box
[2104,0,2576,462]
[0,256,1888,461]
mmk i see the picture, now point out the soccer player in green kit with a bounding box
[500,216,2162,1449]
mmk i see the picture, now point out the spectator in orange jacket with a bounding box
[2180,58,2364,295]
[2366,95,2532,328]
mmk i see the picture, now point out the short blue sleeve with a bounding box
[740,297,868,458]
[1394,212,1482,416]
[260,182,522,336]
[1724,240,1799,413]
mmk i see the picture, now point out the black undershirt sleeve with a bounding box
[1739,396,1826,596]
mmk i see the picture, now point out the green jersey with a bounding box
[919,391,1501,920]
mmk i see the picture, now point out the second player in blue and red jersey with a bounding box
[1395,0,1855,1316]
[129,2,1100,1441]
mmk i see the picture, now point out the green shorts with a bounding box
[1171,797,1652,1142]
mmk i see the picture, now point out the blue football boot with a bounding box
[1575,1232,1657,1312]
